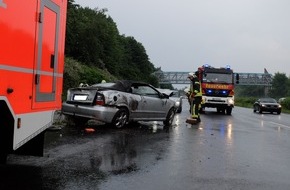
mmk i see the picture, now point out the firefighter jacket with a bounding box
[189,79,202,97]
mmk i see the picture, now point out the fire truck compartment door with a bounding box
[34,0,60,104]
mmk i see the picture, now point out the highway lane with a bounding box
[1,100,290,190]
[100,103,290,190]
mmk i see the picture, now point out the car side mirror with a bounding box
[161,93,169,99]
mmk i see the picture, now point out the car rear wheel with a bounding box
[111,108,128,128]
[163,108,175,126]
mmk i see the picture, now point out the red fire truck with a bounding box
[0,0,67,163]
[196,64,239,115]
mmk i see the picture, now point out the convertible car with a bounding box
[62,80,176,128]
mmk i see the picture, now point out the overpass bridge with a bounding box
[153,71,273,86]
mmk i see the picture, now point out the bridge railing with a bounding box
[153,71,273,86]
[236,73,272,86]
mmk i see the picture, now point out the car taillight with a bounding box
[95,94,105,106]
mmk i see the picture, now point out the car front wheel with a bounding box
[258,106,263,114]
[111,108,128,128]
[176,107,182,113]
[163,108,175,126]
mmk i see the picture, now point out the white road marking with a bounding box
[269,121,290,129]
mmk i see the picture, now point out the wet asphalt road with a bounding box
[1,100,290,190]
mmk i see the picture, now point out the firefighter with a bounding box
[188,72,202,122]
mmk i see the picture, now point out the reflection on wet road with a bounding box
[1,101,290,190]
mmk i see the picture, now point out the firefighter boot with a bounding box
[196,116,201,123]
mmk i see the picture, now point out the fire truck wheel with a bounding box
[226,107,232,115]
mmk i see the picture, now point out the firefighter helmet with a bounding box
[188,72,196,78]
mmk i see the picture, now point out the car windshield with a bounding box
[202,73,233,83]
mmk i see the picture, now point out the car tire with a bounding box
[176,107,182,113]
[277,111,281,114]
[259,107,263,114]
[111,108,128,128]
[163,108,175,126]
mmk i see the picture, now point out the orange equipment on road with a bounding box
[0,0,67,163]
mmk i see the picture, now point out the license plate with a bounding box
[73,95,88,101]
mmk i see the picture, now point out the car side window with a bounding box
[131,86,141,94]
[132,86,159,98]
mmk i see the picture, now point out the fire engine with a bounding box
[0,0,67,163]
[196,64,239,115]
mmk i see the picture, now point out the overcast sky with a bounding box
[74,0,290,76]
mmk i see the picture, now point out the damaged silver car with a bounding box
[62,80,176,128]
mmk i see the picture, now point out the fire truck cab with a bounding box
[0,0,67,163]
[196,64,239,115]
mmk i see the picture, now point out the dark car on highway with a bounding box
[62,80,176,128]
[253,97,282,114]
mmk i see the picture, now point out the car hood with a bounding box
[156,88,176,97]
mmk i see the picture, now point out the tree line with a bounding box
[63,0,163,94]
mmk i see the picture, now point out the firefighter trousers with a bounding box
[190,96,202,121]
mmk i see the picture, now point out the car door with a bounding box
[133,85,168,119]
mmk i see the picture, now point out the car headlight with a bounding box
[261,104,266,107]
[175,102,180,107]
